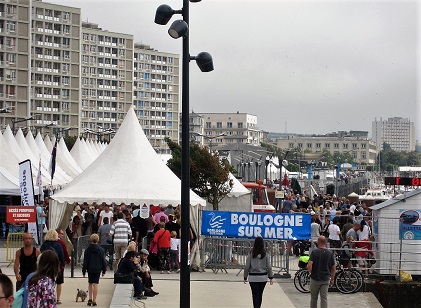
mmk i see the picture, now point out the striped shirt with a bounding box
[109,219,132,244]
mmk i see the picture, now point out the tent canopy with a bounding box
[51,106,205,206]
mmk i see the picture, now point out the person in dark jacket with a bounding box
[116,251,146,300]
[40,229,65,270]
[82,233,107,306]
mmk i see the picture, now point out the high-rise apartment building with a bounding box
[372,117,416,152]
[0,0,180,153]
[133,43,179,153]
[80,22,133,140]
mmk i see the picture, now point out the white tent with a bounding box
[50,106,206,268]
[51,107,205,206]
[70,138,93,170]
[206,173,253,212]
[56,137,82,178]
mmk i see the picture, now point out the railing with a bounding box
[200,237,290,277]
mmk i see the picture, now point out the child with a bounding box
[170,231,180,273]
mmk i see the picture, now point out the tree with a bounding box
[165,137,232,210]
[63,135,77,151]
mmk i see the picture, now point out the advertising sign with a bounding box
[201,210,311,240]
[6,206,36,223]
[275,191,285,199]
[399,209,421,240]
[19,160,38,244]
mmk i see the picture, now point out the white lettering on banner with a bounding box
[231,213,304,227]
[237,226,294,239]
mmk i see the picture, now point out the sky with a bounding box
[49,0,420,141]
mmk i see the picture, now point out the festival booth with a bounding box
[206,173,252,212]
[50,106,206,269]
[370,189,421,276]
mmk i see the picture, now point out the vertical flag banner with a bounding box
[36,156,44,201]
[19,160,39,244]
[49,137,58,182]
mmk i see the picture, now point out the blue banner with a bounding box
[201,210,311,240]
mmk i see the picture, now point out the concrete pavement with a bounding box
[0,263,382,308]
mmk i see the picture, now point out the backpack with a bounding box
[11,272,34,308]
[339,244,351,265]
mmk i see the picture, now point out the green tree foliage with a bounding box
[63,135,77,151]
[165,137,232,210]
[379,143,421,171]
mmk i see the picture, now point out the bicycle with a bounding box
[293,268,311,293]
[334,255,364,294]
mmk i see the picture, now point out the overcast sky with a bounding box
[49,0,420,141]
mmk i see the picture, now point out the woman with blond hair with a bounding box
[82,233,107,306]
[40,229,65,304]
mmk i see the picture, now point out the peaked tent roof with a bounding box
[70,138,94,170]
[228,173,251,197]
[51,106,206,205]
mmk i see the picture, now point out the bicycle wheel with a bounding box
[335,270,359,294]
[299,270,311,293]
[350,268,364,293]
[294,269,310,293]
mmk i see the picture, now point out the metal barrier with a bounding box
[5,232,25,266]
[201,237,290,277]
[75,235,91,266]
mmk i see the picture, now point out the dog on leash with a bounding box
[76,289,88,302]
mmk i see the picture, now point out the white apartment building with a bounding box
[133,44,179,153]
[275,132,378,166]
[80,22,133,141]
[188,112,263,148]
[372,117,416,152]
[0,0,180,153]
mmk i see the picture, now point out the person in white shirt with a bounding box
[327,219,341,254]
[98,204,114,227]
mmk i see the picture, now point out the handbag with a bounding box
[114,272,134,284]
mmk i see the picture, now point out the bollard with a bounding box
[71,249,75,278]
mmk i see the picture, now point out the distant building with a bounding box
[372,117,416,152]
[187,112,263,148]
[274,131,377,167]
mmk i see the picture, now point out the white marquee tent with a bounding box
[50,106,206,267]
[206,173,253,212]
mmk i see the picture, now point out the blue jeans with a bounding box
[249,281,267,308]
[133,276,143,297]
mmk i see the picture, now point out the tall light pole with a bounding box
[155,3,213,307]
[194,132,226,152]
[11,116,37,134]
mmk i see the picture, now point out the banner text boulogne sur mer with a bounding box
[201,210,311,240]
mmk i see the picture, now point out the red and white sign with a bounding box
[140,203,150,219]
[6,206,37,223]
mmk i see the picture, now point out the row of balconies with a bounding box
[97,117,116,122]
[36,28,61,35]
[35,15,68,23]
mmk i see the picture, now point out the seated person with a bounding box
[138,249,159,297]
[116,251,146,300]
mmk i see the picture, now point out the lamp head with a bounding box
[155,4,175,25]
[168,20,188,38]
[193,52,214,72]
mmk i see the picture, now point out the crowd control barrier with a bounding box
[201,237,290,277]
[5,232,25,266]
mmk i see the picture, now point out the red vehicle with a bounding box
[242,182,276,213]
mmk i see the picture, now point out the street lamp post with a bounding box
[155,3,213,307]
[11,116,37,134]
[194,132,226,152]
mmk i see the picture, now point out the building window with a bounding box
[334,143,339,148]
[205,122,211,129]
[298,143,303,148]
[361,144,366,149]
[343,143,348,149]
[238,122,243,128]
[217,122,222,128]
[316,143,321,148]
[289,143,294,148]
[325,143,330,148]
[307,143,312,148]
[227,122,232,128]
[362,152,366,159]
[352,143,358,149]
